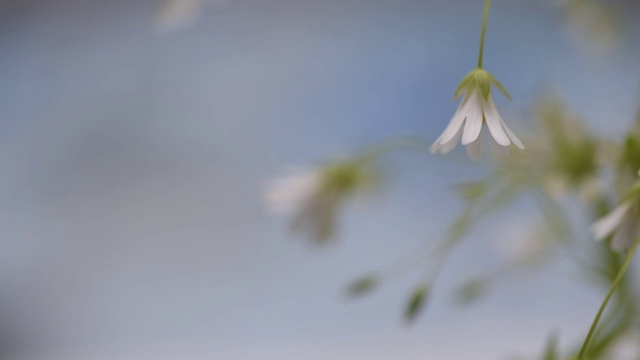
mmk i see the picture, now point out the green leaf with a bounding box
[489,75,512,101]
[404,285,429,323]
[346,276,378,297]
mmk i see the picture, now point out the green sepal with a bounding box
[453,71,475,101]
[488,74,512,101]
[473,69,492,101]
[453,68,512,102]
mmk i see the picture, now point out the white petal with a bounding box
[430,123,463,154]
[436,101,467,145]
[610,216,637,252]
[466,135,483,159]
[439,124,464,153]
[429,139,442,154]
[461,91,484,145]
[483,96,511,146]
[591,202,632,240]
[500,118,524,149]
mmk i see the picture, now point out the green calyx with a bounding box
[453,68,511,102]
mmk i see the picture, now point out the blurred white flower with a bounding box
[592,200,640,252]
[430,70,523,158]
[265,160,380,243]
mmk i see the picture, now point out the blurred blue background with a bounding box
[1,0,640,359]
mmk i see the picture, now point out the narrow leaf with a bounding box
[404,285,429,323]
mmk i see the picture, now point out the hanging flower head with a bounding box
[431,0,524,159]
[430,69,524,159]
[265,159,380,244]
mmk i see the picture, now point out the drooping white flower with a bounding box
[591,188,640,253]
[430,69,524,158]
[265,160,379,243]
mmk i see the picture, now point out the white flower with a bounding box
[265,161,379,243]
[591,200,640,252]
[430,88,524,158]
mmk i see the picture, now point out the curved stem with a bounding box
[574,236,640,359]
[477,0,491,68]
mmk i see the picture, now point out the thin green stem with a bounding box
[477,0,491,68]
[574,236,640,359]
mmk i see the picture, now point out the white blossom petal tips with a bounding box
[591,200,640,252]
[591,201,631,241]
[431,69,524,158]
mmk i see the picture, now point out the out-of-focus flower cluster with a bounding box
[260,0,640,358]
[266,90,640,358]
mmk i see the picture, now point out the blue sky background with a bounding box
[1,0,640,359]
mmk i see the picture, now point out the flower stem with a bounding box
[574,236,640,360]
[477,0,491,69]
